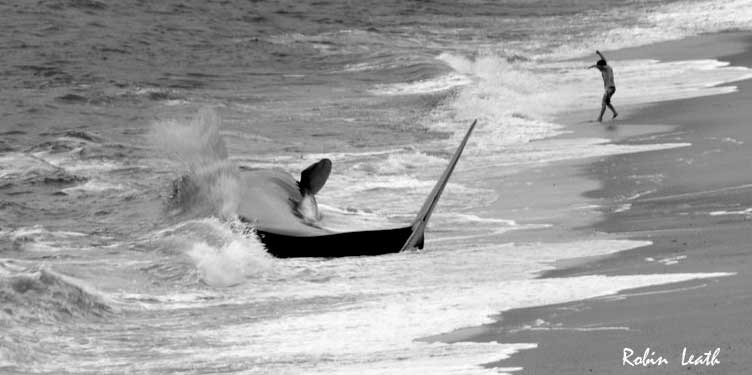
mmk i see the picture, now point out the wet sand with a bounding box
[475,32,752,374]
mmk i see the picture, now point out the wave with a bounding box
[41,0,107,11]
[415,52,568,158]
[34,130,105,143]
[0,266,113,324]
[0,153,86,186]
[0,139,13,153]
[0,144,138,201]
[187,238,268,287]
[0,202,35,220]
[31,131,98,153]
[196,236,732,374]
[1,131,138,191]
[370,72,471,96]
[549,0,752,60]
[3,225,87,252]
[423,50,752,161]
[61,180,127,196]
[351,151,447,175]
[145,217,274,288]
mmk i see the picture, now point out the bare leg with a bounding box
[598,104,606,122]
[608,104,618,118]
[601,88,617,121]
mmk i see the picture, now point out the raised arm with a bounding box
[596,50,606,62]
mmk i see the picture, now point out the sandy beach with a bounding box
[469,32,752,374]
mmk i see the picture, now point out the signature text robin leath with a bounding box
[622,347,720,367]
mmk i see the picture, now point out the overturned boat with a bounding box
[241,120,476,258]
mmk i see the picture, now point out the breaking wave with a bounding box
[0,266,113,324]
[145,217,274,288]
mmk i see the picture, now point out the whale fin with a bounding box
[299,158,332,195]
[400,119,477,251]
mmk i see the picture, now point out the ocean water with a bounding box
[1,0,751,373]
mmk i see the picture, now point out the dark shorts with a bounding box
[603,86,615,105]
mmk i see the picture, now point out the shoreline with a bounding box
[467,31,752,373]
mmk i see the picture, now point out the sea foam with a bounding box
[181,237,733,375]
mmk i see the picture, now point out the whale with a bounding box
[234,120,477,258]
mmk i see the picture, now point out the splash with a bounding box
[187,238,270,287]
[152,218,274,288]
[150,111,278,287]
[152,109,241,218]
[151,108,228,172]
[437,52,571,119]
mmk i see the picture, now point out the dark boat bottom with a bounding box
[254,225,423,258]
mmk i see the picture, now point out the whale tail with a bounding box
[296,159,331,222]
[299,159,331,196]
